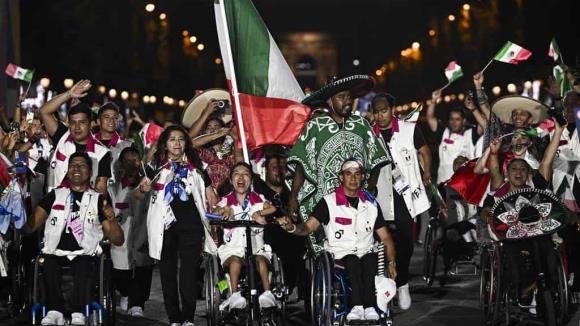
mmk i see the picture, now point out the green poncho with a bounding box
[288,113,390,255]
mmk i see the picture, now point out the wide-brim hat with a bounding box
[302,75,375,107]
[181,89,231,128]
[491,95,549,125]
[489,188,569,241]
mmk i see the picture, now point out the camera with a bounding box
[215,100,230,115]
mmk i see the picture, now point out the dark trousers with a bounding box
[43,255,95,312]
[112,265,154,309]
[264,225,306,290]
[336,253,377,308]
[159,225,204,323]
[391,195,414,286]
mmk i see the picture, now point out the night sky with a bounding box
[19,0,579,103]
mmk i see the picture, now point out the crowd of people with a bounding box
[0,63,578,326]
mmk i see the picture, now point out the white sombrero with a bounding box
[491,95,549,125]
[181,89,232,128]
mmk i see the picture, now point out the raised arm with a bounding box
[488,138,504,190]
[473,72,491,119]
[40,79,92,136]
[101,199,124,246]
[539,118,564,182]
[188,99,219,139]
[426,89,441,132]
[465,94,487,135]
[191,126,231,148]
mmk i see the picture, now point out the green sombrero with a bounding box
[302,75,375,107]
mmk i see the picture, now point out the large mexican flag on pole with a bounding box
[214,0,311,161]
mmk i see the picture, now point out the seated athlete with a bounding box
[215,162,277,310]
[278,159,397,321]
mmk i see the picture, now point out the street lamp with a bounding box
[143,95,150,104]
[98,85,106,94]
[159,13,167,20]
[40,78,50,88]
[189,36,197,43]
[197,43,205,51]
[121,91,129,100]
[145,3,155,12]
[108,89,117,98]
[492,86,501,96]
[428,29,436,37]
[352,59,360,66]
[215,58,222,65]
[507,83,517,93]
[448,14,456,22]
[412,42,420,50]
[150,96,157,104]
[64,79,74,89]
[463,4,471,11]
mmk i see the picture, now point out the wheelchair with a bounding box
[422,211,478,287]
[29,241,116,325]
[203,217,288,326]
[480,188,570,326]
[309,243,394,326]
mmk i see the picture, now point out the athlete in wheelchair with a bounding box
[204,162,286,325]
[423,156,479,286]
[24,153,124,325]
[479,134,570,326]
[278,159,397,325]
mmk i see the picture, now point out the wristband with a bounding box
[490,151,498,156]
[287,224,297,233]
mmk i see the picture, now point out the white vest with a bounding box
[217,192,266,252]
[552,128,580,212]
[376,121,430,219]
[437,128,475,183]
[321,189,378,260]
[47,131,110,192]
[146,164,217,260]
[42,187,103,257]
[96,133,132,184]
[108,179,153,269]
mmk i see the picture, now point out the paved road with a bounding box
[2,243,578,325]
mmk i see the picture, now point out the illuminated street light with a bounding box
[182,30,189,37]
[143,95,150,103]
[448,14,456,22]
[145,4,155,12]
[492,86,501,96]
[463,4,471,11]
[375,69,382,77]
[179,100,186,107]
[159,13,167,20]
[108,89,117,98]
[98,85,106,94]
[458,93,465,101]
[428,29,436,37]
[40,78,50,88]
[524,81,532,89]
[444,95,451,103]
[189,36,197,43]
[215,58,222,65]
[412,42,420,50]
[197,43,205,51]
[121,91,129,100]
[131,92,139,99]
[352,59,360,66]
[64,79,74,89]
[507,83,517,93]
[150,96,157,104]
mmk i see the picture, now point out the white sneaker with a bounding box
[182,321,195,326]
[364,307,379,320]
[119,296,129,311]
[258,290,278,308]
[397,283,412,310]
[70,312,86,325]
[170,323,181,326]
[229,291,247,309]
[128,306,144,317]
[346,305,364,321]
[528,291,537,315]
[41,310,65,325]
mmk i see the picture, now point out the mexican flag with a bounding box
[4,63,33,82]
[214,0,311,150]
[133,123,164,159]
[444,61,463,84]
[494,41,532,64]
[517,119,555,138]
[548,38,562,63]
[554,65,572,98]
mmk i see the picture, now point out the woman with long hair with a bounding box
[135,125,217,326]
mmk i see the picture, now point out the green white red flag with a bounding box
[494,41,532,64]
[548,38,562,63]
[444,61,463,84]
[4,63,33,82]
[214,0,311,153]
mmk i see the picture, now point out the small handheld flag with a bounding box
[444,61,464,84]
[481,41,532,73]
[548,38,563,63]
[4,63,33,82]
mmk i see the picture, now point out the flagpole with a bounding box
[217,0,250,163]
[481,58,494,74]
[440,82,451,91]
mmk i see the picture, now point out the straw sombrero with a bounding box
[302,75,375,107]
[489,188,569,241]
[491,95,549,125]
[181,89,231,128]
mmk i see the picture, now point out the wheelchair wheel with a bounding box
[422,218,438,287]
[270,254,286,326]
[99,253,116,326]
[537,289,557,326]
[311,253,332,326]
[479,244,501,325]
[554,249,569,325]
[204,254,222,326]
